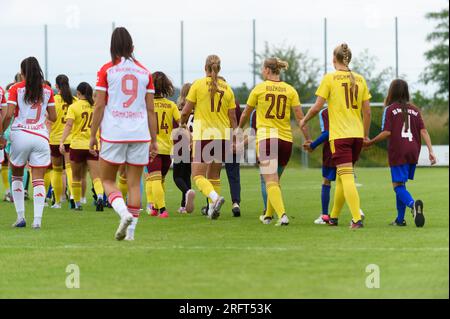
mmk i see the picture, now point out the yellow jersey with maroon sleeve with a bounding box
[247,80,300,143]
[186,77,235,141]
[154,97,181,155]
[315,71,371,141]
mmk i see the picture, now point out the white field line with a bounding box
[0,244,448,252]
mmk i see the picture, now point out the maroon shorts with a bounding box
[147,154,172,176]
[70,148,99,163]
[258,138,293,167]
[193,139,232,164]
[50,144,70,158]
[330,138,363,165]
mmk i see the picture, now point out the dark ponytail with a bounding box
[56,74,74,105]
[385,79,411,130]
[20,57,44,104]
[76,82,94,106]
[153,71,174,98]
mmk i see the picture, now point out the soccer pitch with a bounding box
[0,167,448,299]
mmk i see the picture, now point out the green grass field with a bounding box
[0,167,448,299]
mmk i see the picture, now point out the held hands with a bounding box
[362,137,372,149]
[302,140,313,153]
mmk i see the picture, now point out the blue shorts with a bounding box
[390,164,416,183]
[322,166,336,181]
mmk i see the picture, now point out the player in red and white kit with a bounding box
[90,27,158,241]
[0,86,7,165]
[366,79,436,227]
[0,57,57,229]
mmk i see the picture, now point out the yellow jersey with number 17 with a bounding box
[186,77,235,141]
[315,71,371,141]
[65,99,94,150]
[154,97,181,155]
[247,80,300,143]
[49,94,77,145]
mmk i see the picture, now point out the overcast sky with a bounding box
[0,0,446,95]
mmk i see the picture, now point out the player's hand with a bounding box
[150,141,158,159]
[300,119,307,130]
[429,152,437,165]
[362,137,372,148]
[303,141,313,153]
[89,136,99,156]
[59,143,66,155]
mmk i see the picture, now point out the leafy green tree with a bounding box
[351,49,396,103]
[421,6,449,99]
[256,42,321,103]
[233,82,251,105]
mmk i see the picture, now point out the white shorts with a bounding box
[9,130,51,168]
[100,141,149,166]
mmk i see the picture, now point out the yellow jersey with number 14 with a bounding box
[154,97,181,155]
[65,99,94,150]
[49,94,77,145]
[247,80,300,143]
[186,77,235,141]
[315,71,371,141]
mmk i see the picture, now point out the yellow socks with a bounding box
[44,169,52,192]
[337,167,361,222]
[266,181,285,219]
[72,181,82,203]
[149,173,165,210]
[330,175,345,219]
[66,163,73,196]
[93,178,104,198]
[1,166,9,190]
[193,175,218,202]
[145,176,154,208]
[118,175,128,199]
[51,166,63,204]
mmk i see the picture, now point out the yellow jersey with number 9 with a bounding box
[186,77,236,141]
[247,80,300,143]
[49,94,77,145]
[154,97,181,155]
[65,99,94,150]
[315,71,371,141]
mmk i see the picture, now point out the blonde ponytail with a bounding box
[205,55,221,99]
[264,57,289,75]
[334,43,356,101]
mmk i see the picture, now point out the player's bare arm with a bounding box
[89,90,106,153]
[59,118,74,155]
[300,96,326,129]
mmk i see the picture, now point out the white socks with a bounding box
[12,176,25,220]
[32,179,46,226]
[208,191,219,203]
[108,191,131,218]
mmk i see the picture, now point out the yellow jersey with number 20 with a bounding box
[186,77,236,141]
[154,97,181,155]
[247,80,300,143]
[315,71,371,141]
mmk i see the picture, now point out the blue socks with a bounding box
[394,185,414,222]
[321,184,331,215]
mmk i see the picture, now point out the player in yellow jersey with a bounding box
[181,55,237,220]
[59,82,104,211]
[239,58,311,226]
[145,72,182,219]
[301,43,371,229]
[49,75,76,209]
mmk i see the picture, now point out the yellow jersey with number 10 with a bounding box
[154,97,181,155]
[186,77,235,141]
[315,71,371,141]
[49,94,77,145]
[247,80,301,143]
[65,99,94,150]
